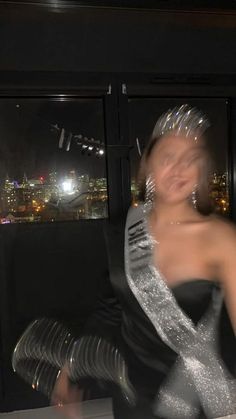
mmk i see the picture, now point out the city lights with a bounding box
[0,169,227,224]
[0,171,108,223]
[62,179,73,194]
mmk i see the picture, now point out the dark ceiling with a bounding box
[1,0,236,13]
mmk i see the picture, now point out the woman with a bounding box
[13,105,236,418]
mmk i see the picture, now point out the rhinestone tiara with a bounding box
[151,104,210,142]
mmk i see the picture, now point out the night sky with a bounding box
[0,98,106,184]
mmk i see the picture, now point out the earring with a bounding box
[191,186,198,208]
[145,174,156,205]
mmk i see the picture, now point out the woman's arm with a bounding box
[51,220,128,405]
[81,270,122,340]
[217,221,236,335]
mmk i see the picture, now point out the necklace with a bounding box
[169,221,181,225]
[149,212,183,228]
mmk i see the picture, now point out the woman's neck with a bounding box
[150,200,201,226]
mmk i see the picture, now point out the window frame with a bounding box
[117,81,236,220]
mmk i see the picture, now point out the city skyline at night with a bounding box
[0,168,229,224]
[0,169,108,223]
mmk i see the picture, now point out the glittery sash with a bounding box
[124,203,236,418]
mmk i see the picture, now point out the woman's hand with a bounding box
[51,366,83,418]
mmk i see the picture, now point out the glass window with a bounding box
[128,98,229,215]
[0,98,108,223]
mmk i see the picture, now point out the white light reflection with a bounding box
[62,180,73,194]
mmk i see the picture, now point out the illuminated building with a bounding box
[1,174,18,213]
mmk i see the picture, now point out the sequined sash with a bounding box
[124,203,236,418]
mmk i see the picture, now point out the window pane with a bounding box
[129,98,229,215]
[0,98,108,223]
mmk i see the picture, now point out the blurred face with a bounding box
[147,134,205,205]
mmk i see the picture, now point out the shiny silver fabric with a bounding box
[125,203,236,418]
[68,336,136,405]
[12,318,74,398]
[151,104,210,142]
[145,175,156,205]
[12,318,135,404]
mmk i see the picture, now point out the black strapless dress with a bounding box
[84,220,235,419]
[113,280,217,419]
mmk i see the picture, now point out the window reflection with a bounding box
[0,98,108,223]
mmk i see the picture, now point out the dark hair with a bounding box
[137,131,215,215]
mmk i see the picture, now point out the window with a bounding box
[0,98,108,223]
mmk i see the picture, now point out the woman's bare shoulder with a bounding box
[206,214,236,247]
[202,216,236,286]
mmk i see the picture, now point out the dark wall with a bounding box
[0,5,236,74]
[0,219,109,411]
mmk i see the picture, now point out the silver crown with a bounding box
[151,104,210,141]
